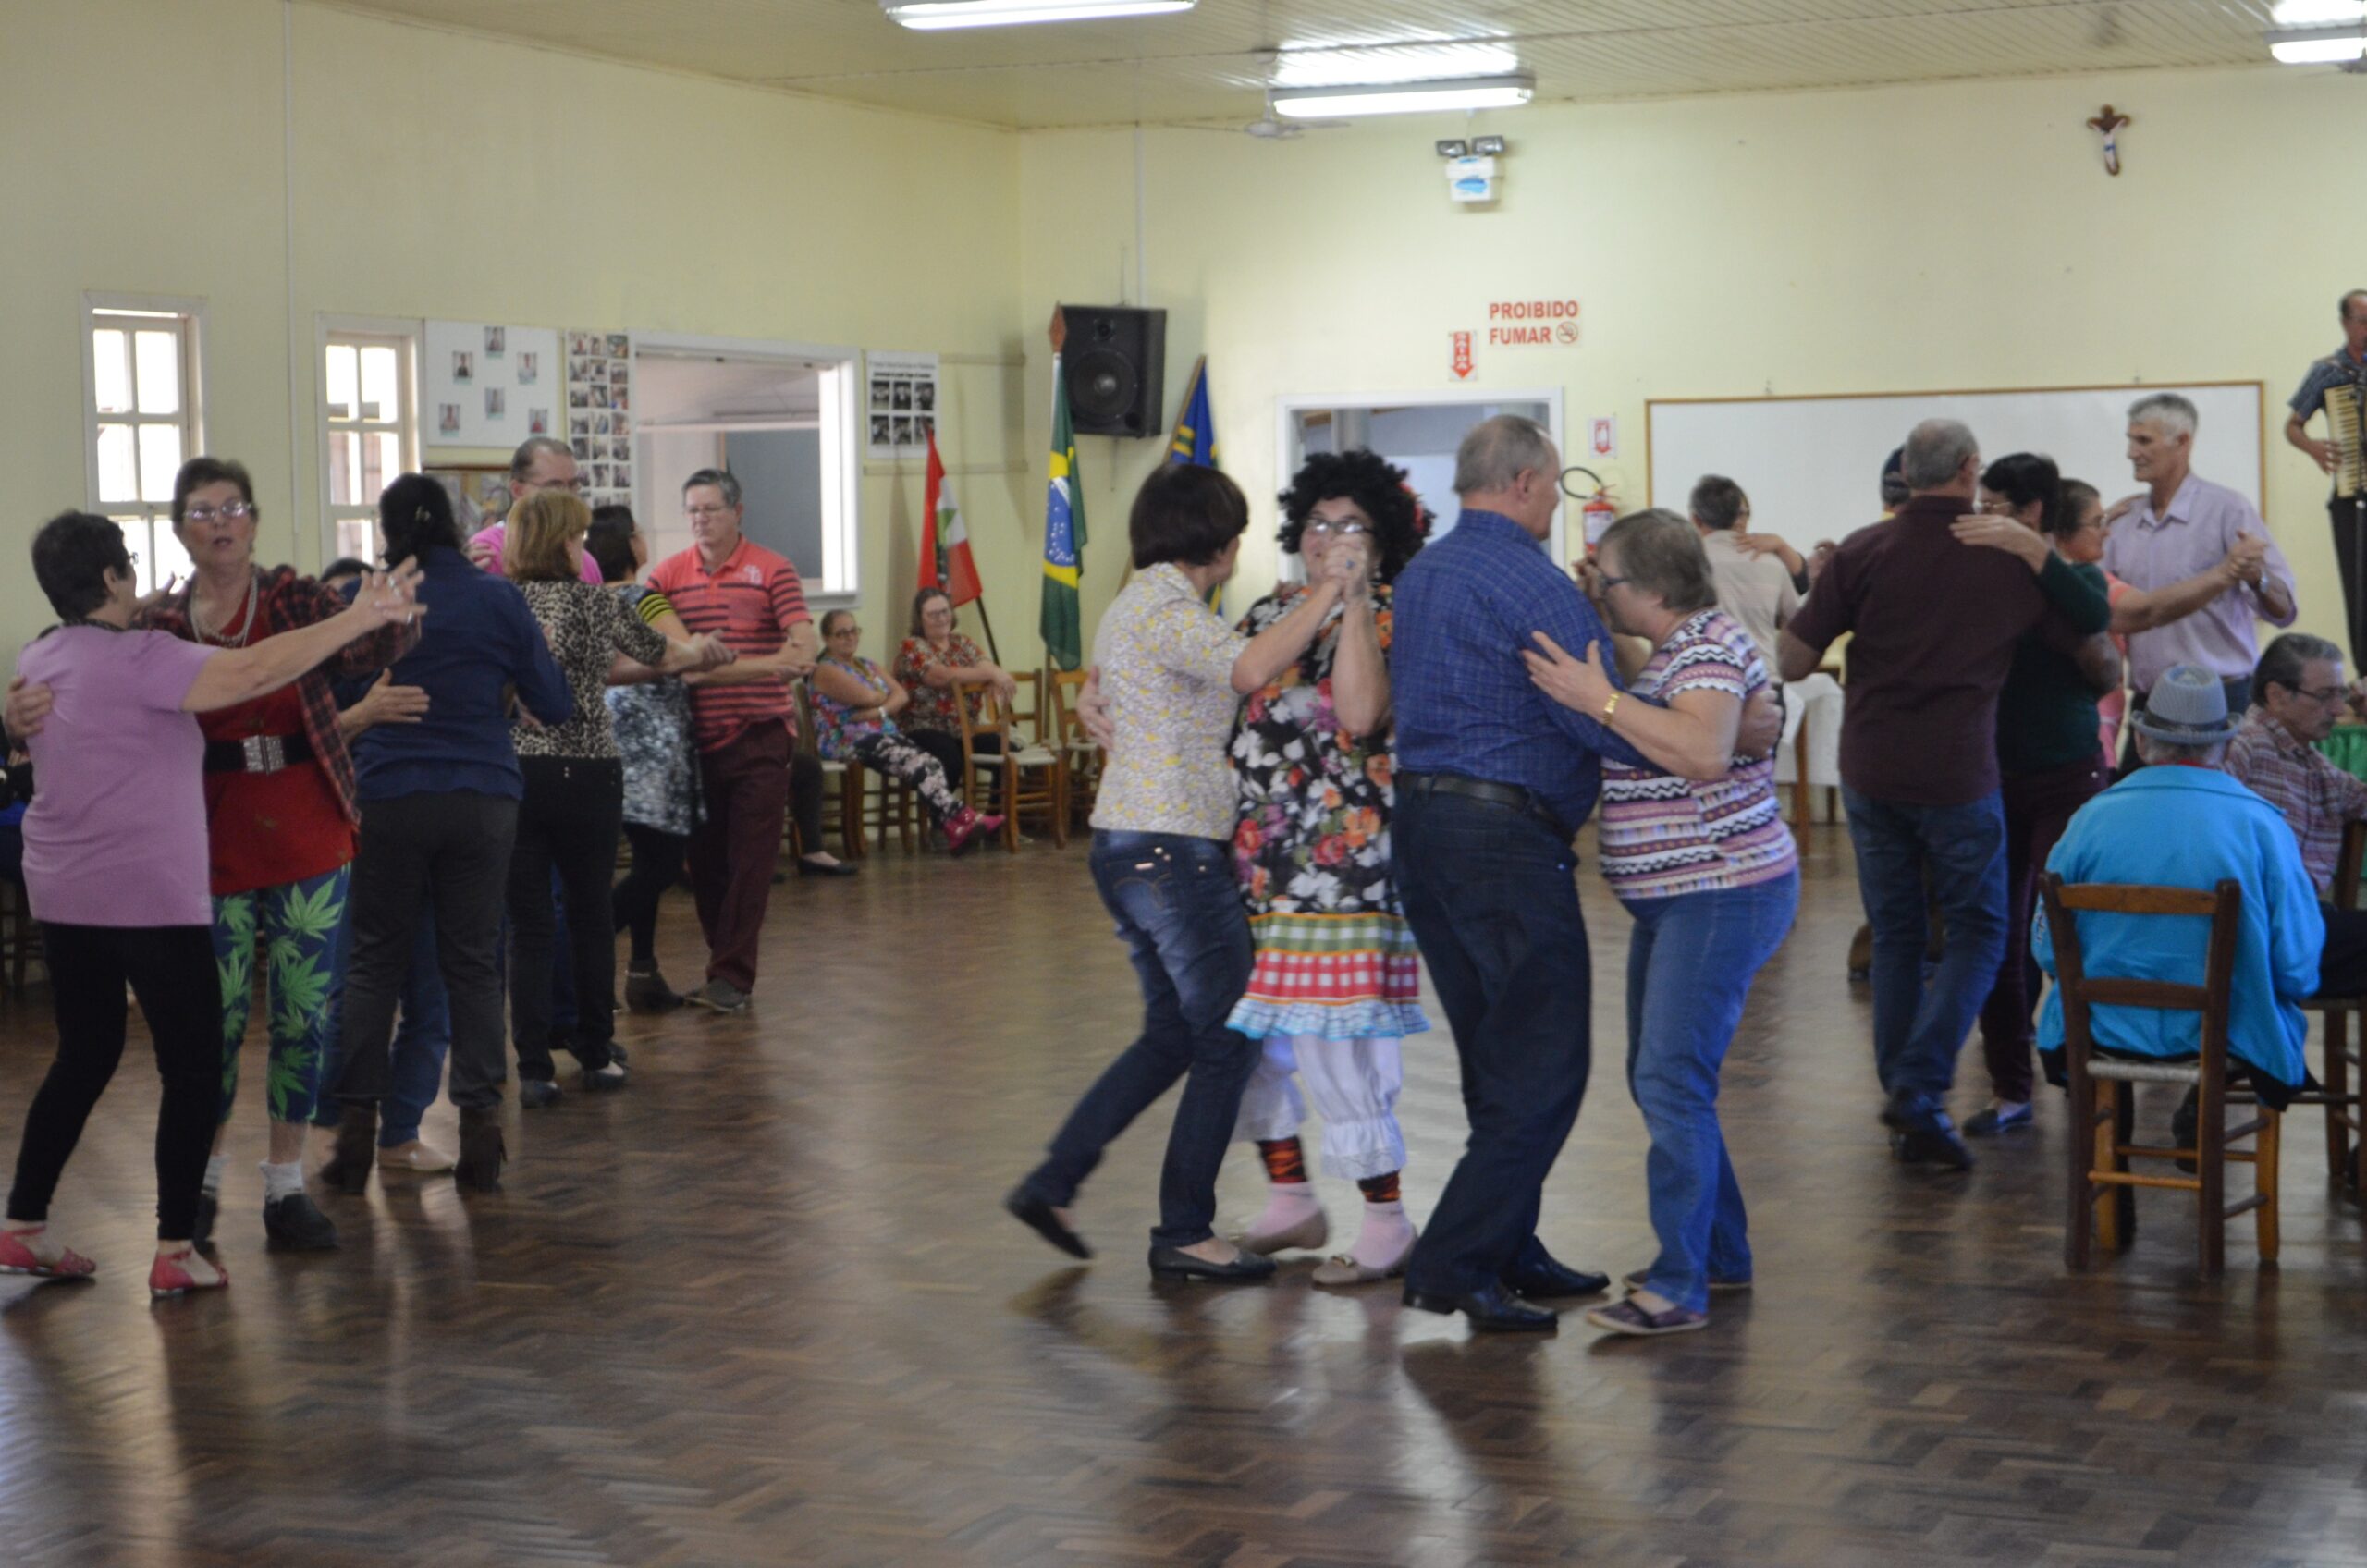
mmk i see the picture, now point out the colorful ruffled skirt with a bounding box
[1225,910,1430,1042]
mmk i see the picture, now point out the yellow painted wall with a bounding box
[1,0,1033,671]
[1019,64,2356,661]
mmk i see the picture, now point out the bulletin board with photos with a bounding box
[424,321,560,450]
[866,350,939,459]
[566,330,634,511]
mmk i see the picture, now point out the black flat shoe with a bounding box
[263,1192,339,1251]
[1005,1187,1091,1259]
[1501,1255,1610,1300]
[1147,1245,1277,1282]
[518,1080,561,1110]
[1403,1280,1559,1331]
[1892,1126,1976,1170]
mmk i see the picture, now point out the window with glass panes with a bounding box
[324,334,415,562]
[86,307,201,594]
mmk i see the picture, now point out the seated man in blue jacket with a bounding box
[2033,665,2328,1139]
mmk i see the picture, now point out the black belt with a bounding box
[1398,770,1570,841]
[203,731,315,775]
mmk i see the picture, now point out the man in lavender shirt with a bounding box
[2103,392,2296,768]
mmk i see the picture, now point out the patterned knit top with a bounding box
[1597,608,1797,901]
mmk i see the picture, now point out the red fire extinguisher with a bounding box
[1563,464,1618,554]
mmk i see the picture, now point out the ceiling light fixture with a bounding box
[1271,75,1535,119]
[882,0,1193,31]
[2265,22,2367,62]
[2272,0,2367,23]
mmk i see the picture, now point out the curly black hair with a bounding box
[1276,448,1428,585]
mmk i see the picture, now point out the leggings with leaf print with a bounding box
[212,864,351,1127]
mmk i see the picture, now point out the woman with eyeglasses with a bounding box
[1950,456,2252,1136]
[808,610,1001,854]
[1224,450,1433,1287]
[6,457,422,1256]
[893,587,1021,818]
[0,509,420,1296]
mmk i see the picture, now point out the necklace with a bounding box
[190,570,257,648]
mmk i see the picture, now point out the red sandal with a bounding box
[0,1225,97,1281]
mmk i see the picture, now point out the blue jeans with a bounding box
[1021,831,1257,1249]
[1393,786,1593,1298]
[1843,787,2008,1119]
[1623,872,1798,1313]
[317,906,449,1147]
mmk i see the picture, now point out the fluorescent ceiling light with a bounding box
[1272,43,1521,90]
[2266,24,2367,61]
[1271,75,1535,119]
[2273,0,2367,24]
[884,0,1192,30]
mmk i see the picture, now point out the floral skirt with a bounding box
[1226,910,1430,1042]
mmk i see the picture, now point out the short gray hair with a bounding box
[509,435,574,483]
[2134,732,2227,768]
[1453,414,1556,496]
[682,467,742,508]
[2253,631,2344,707]
[1599,508,1717,616]
[2128,393,2198,440]
[1900,420,1978,490]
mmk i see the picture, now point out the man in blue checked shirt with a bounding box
[1391,415,1775,1332]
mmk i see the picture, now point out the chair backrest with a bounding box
[1005,669,1044,746]
[2039,875,2241,1076]
[2335,818,2365,912]
[1049,668,1089,748]
[961,677,1012,748]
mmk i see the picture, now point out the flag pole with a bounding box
[966,596,1002,666]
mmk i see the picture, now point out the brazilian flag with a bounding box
[1041,354,1087,670]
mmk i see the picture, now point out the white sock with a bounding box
[1352,1198,1415,1267]
[202,1155,227,1197]
[259,1159,304,1204]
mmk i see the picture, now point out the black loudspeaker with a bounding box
[1061,304,1166,437]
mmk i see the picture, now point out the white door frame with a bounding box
[1274,386,1569,562]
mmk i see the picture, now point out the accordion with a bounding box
[2328,382,2367,501]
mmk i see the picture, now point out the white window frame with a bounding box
[632,331,862,609]
[82,292,207,594]
[1274,386,1568,564]
[317,314,423,564]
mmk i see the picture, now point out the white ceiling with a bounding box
[313,1,2296,129]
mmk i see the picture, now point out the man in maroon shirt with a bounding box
[647,469,819,1013]
[1781,420,2112,1170]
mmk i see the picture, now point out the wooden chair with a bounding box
[1048,669,1100,826]
[852,757,917,855]
[791,682,865,861]
[2293,818,2367,1190]
[959,682,1066,850]
[2042,874,2278,1279]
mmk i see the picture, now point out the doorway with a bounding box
[1275,388,1565,565]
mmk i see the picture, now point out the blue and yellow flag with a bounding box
[1168,356,1217,468]
[1041,354,1087,670]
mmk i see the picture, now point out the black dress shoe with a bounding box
[1004,1187,1091,1259]
[1892,1125,1976,1170]
[264,1192,339,1251]
[1501,1256,1611,1300]
[518,1079,561,1110]
[1147,1244,1278,1282]
[1402,1280,1559,1331]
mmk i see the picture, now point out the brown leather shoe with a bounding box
[321,1104,377,1195]
[455,1107,505,1192]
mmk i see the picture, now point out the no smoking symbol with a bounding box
[1555,320,1579,344]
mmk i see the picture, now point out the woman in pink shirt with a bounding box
[0,512,418,1298]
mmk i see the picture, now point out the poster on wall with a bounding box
[423,321,559,450]
[565,330,634,511]
[865,350,938,460]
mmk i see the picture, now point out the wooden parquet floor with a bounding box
[1,824,2364,1568]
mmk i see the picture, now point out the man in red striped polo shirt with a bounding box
[647,469,819,1013]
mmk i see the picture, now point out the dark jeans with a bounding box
[1623,872,1797,1314]
[334,791,518,1113]
[1976,757,2109,1102]
[2335,496,2367,671]
[1843,786,2008,1119]
[613,822,688,967]
[509,756,624,1078]
[905,728,1007,813]
[2119,677,2252,776]
[1020,830,1257,1248]
[1393,786,1593,1298]
[315,904,450,1146]
[688,724,790,992]
[9,923,219,1239]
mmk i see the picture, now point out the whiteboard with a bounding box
[1647,384,2264,553]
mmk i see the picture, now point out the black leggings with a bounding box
[904,728,1006,812]
[508,756,624,1079]
[613,821,688,967]
[8,923,220,1240]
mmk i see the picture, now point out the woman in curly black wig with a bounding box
[1275,448,1429,584]
[1227,449,1431,1286]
